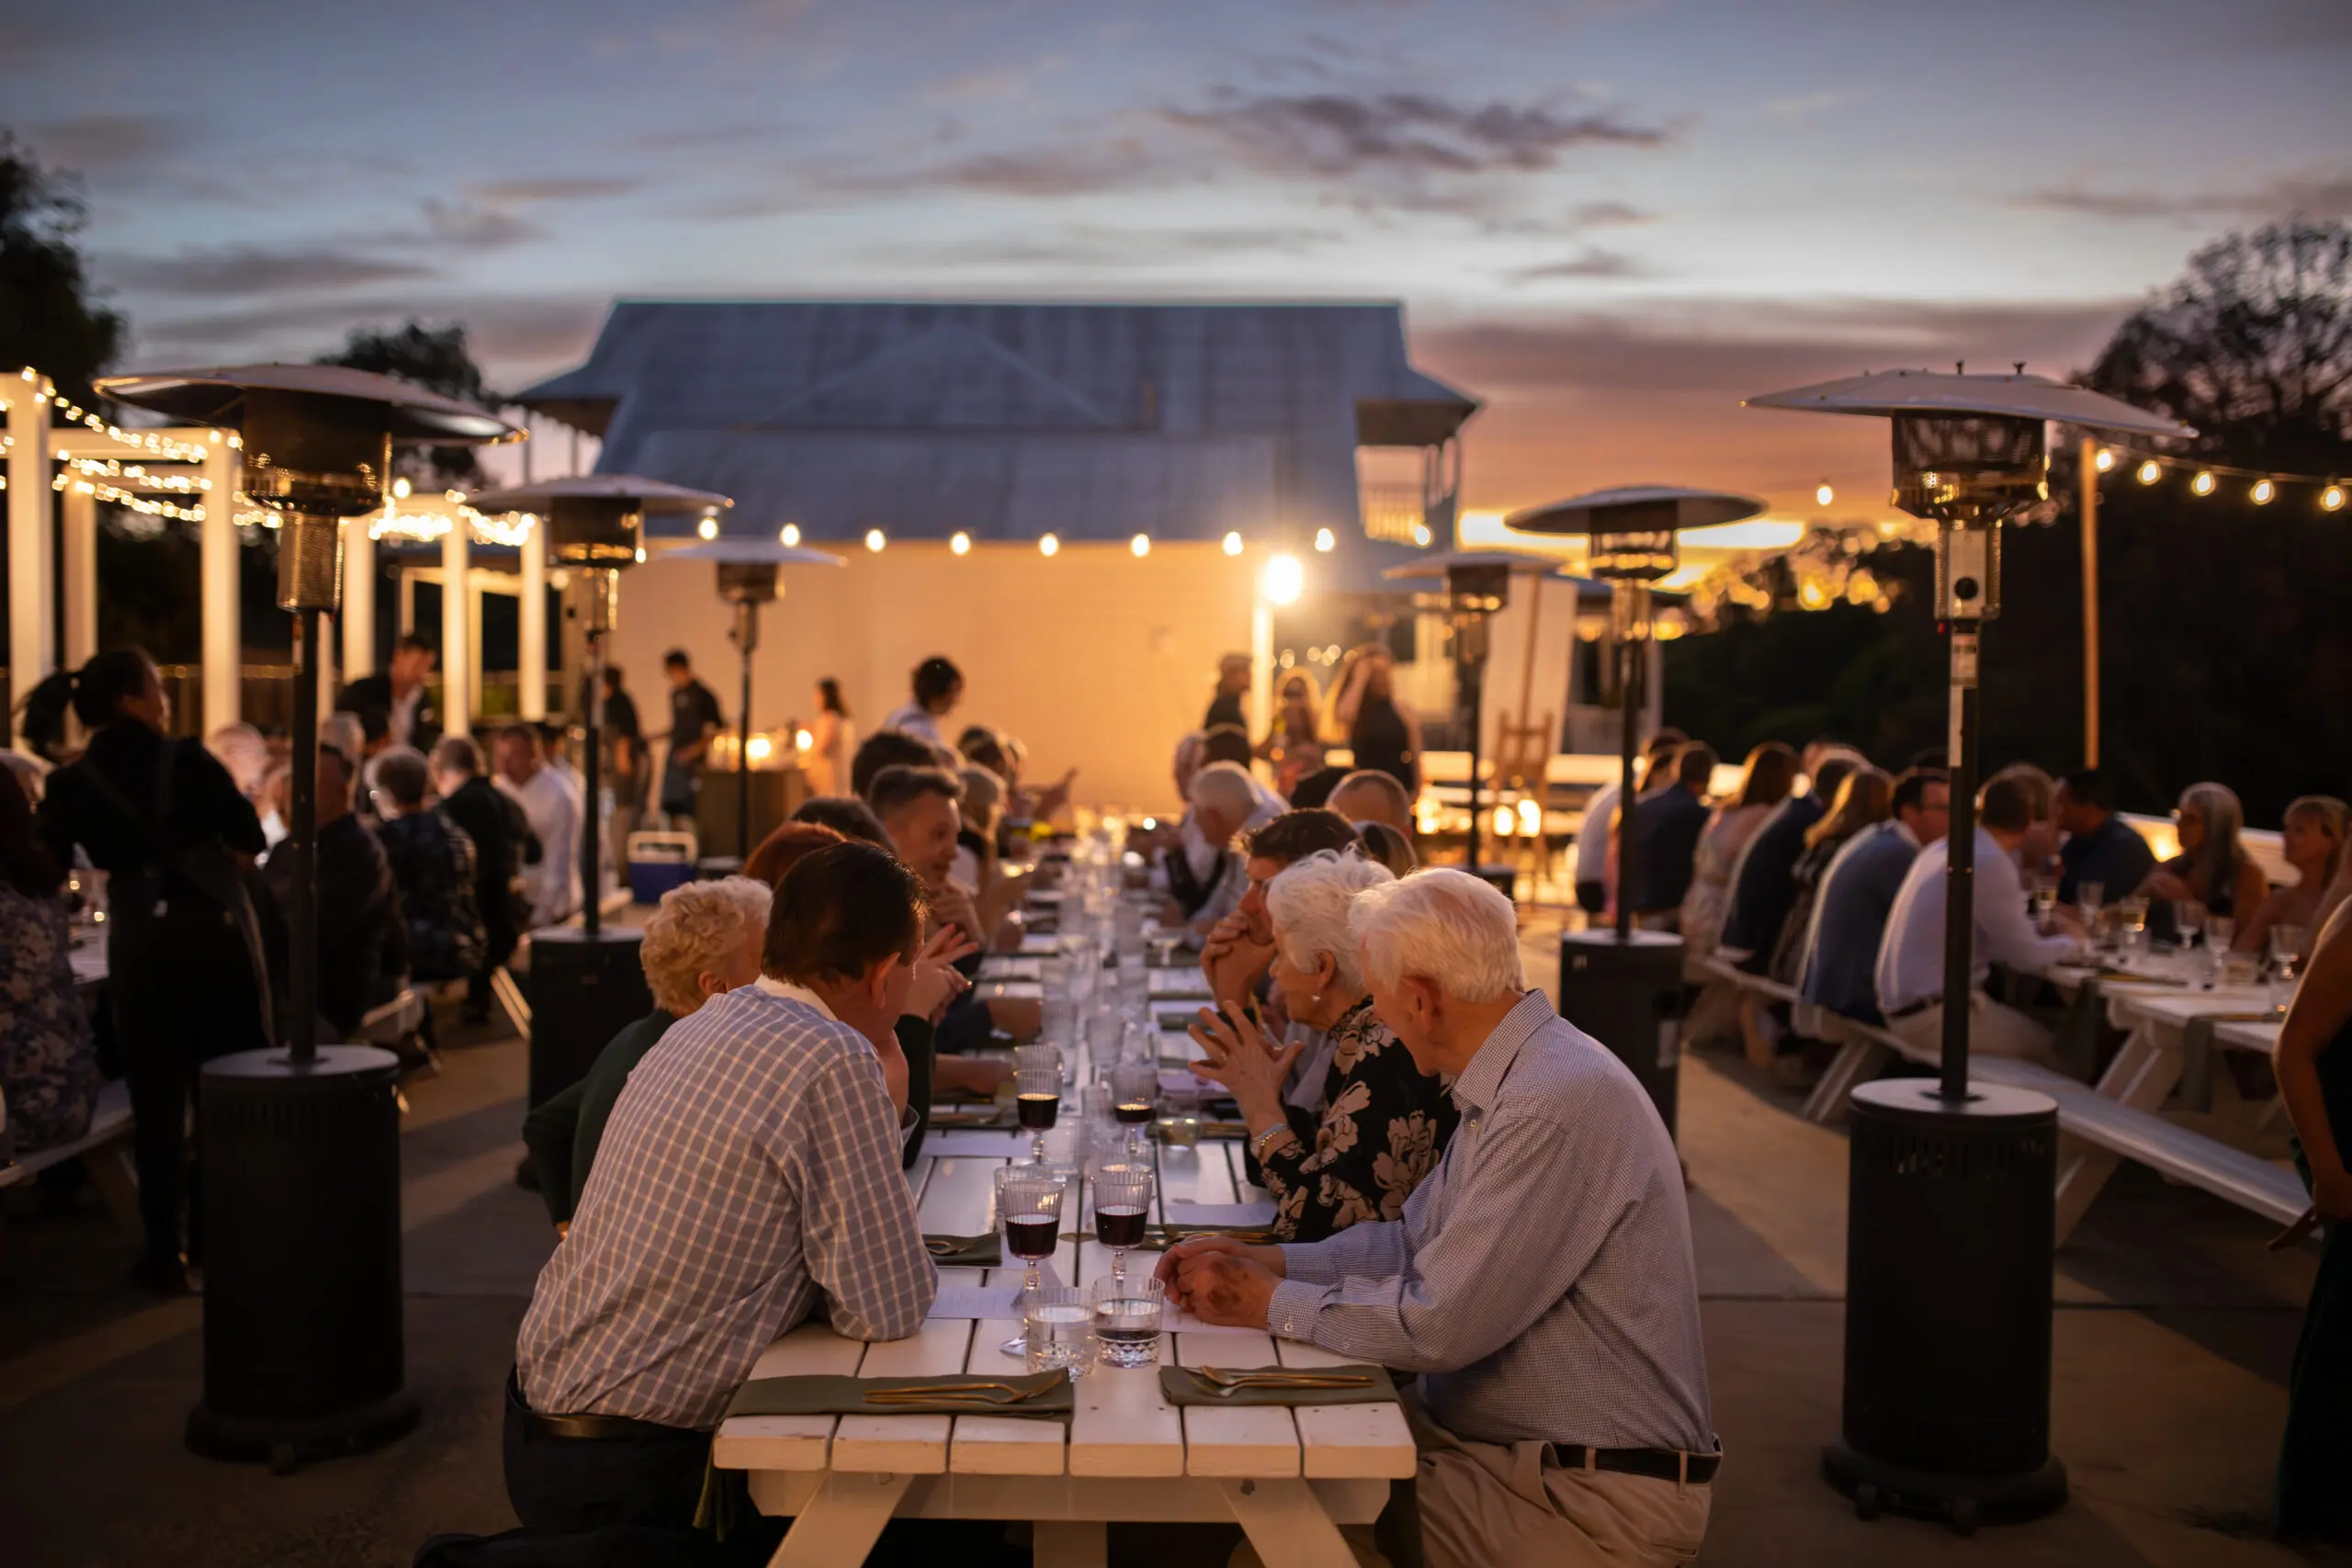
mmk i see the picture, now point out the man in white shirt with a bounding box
[495,724,582,928]
[1875,773,2085,1066]
[881,656,962,752]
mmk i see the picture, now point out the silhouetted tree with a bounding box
[315,321,499,485]
[0,131,125,407]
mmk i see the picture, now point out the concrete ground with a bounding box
[0,922,2327,1567]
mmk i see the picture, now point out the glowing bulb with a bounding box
[949,531,970,556]
[391,476,412,500]
[696,515,718,539]
[1492,805,1514,838]
[633,546,647,563]
[779,524,800,546]
[1039,533,1059,557]
[794,728,813,750]
[865,528,887,552]
[2094,447,2115,473]
[1815,481,1834,506]
[2136,459,2161,485]
[1411,523,1431,547]
[1222,530,1243,557]
[1130,533,1150,558]
[1261,552,1304,606]
[2191,471,2215,496]
[1516,798,1541,834]
[746,735,773,762]
[1314,526,1335,552]
[2324,485,2346,513]
[2251,479,2276,504]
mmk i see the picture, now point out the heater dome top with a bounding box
[466,474,734,513]
[1380,547,1576,581]
[96,363,519,444]
[1502,485,1765,536]
[662,538,848,567]
[1744,368,2196,439]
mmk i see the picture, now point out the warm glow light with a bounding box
[1261,553,1305,606]
[2191,471,2216,496]
[2324,485,2346,513]
[2094,447,2115,472]
[696,515,719,539]
[1798,579,1829,610]
[949,531,971,555]
[865,528,887,552]
[1679,518,1807,551]
[2251,479,2276,504]
[1221,530,1243,557]
[1411,523,1432,547]
[779,524,800,546]
[794,728,813,750]
[746,735,774,762]
[1492,805,1515,838]
[1039,533,1060,557]
[1130,533,1149,558]
[1314,526,1335,552]
[1516,798,1541,835]
[391,476,412,500]
[633,546,647,563]
[2136,459,2162,485]
[1815,481,1834,506]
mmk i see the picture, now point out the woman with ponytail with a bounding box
[31,649,270,1295]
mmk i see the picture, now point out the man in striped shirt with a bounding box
[508,841,936,1541]
[1164,869,1716,1568]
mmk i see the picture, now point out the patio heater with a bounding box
[662,535,848,863]
[1745,369,2193,1527]
[1505,486,1762,1139]
[468,475,731,1107]
[96,364,516,1466]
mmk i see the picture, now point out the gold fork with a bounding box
[1193,1367,1374,1389]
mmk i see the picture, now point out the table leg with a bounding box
[1222,1477,1361,1568]
[1035,1520,1109,1568]
[2052,1021,2184,1244]
[767,1472,910,1567]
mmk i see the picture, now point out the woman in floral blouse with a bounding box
[1188,850,1458,1242]
[0,762,100,1156]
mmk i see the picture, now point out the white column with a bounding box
[440,520,470,738]
[466,569,486,721]
[518,520,547,719]
[343,513,378,680]
[1249,591,1273,760]
[7,380,55,746]
[199,434,243,732]
[318,609,338,718]
[62,482,96,669]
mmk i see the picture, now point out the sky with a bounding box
[8,0,2349,520]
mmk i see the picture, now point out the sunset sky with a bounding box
[9,0,2347,520]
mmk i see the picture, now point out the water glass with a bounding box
[2030,874,2059,925]
[2116,895,2150,951]
[2078,881,2106,944]
[1090,1276,1166,1370]
[1024,1287,1094,1379]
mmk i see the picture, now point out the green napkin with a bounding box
[1159,1363,1397,1407]
[924,1233,1001,1267]
[928,1107,1012,1130]
[725,1370,1073,1419]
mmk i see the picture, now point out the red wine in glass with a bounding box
[1094,1203,1148,1248]
[1017,1092,1061,1131]
[1114,1100,1154,1125]
[1006,1212,1059,1261]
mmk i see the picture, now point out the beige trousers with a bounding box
[1888,991,2062,1070]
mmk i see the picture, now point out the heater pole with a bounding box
[288,607,322,1065]
[737,600,755,863]
[1939,620,1980,1101]
[2079,434,2101,769]
[1614,586,1640,942]
[582,630,604,939]
[1463,649,1484,874]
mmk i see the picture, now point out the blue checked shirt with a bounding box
[1267,991,1713,1453]
[517,987,935,1429]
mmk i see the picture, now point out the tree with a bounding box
[314,321,500,486]
[0,131,126,406]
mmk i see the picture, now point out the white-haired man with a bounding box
[1160,868,1716,1568]
[1178,760,1282,940]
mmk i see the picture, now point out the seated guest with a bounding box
[2240,795,2348,954]
[1800,768,1949,1022]
[0,764,101,1154]
[1199,806,1365,1029]
[1183,761,1283,938]
[953,764,1001,896]
[870,764,1035,1048]
[2053,768,2154,906]
[1326,767,1415,837]
[850,728,944,801]
[367,746,485,985]
[1288,763,1350,812]
[264,743,404,1040]
[204,722,271,817]
[1354,819,1416,878]
[1572,728,1683,916]
[432,735,537,1024]
[2143,781,2270,932]
[521,876,772,1232]
[510,841,934,1545]
[1204,651,1252,730]
[881,655,963,751]
[493,724,580,928]
[1720,750,1862,970]
[745,820,846,886]
[1769,765,1892,987]
[1161,869,1716,1567]
[1189,852,1460,1242]
[791,793,890,846]
[1876,773,2084,1066]
[1680,741,1796,962]
[1200,722,1255,770]
[1625,741,1717,925]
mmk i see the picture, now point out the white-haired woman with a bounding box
[522,875,772,1235]
[1187,850,1459,1242]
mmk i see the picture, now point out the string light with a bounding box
[391,477,412,500]
[15,369,212,464]
[779,524,800,546]
[696,514,719,539]
[2325,485,2346,513]
[1038,533,1059,558]
[865,528,887,552]
[1221,531,1243,557]
[1411,524,1432,547]
[1815,481,1835,506]
[2191,471,2216,496]
[1314,527,1335,552]
[2099,444,2345,513]
[2093,447,2115,472]
[1261,553,1304,606]
[2250,479,2276,505]
[1129,533,1149,558]
[949,530,970,555]
[2136,459,2162,485]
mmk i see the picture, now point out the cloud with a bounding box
[854,223,1346,270]
[1166,90,1672,180]
[1766,88,1870,119]
[2019,168,2352,222]
[420,199,547,248]
[1566,198,1655,228]
[468,175,642,203]
[135,292,606,378]
[1505,247,1651,282]
[21,113,175,173]
[102,245,439,298]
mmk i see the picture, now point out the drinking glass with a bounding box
[1111,1061,1159,1160]
[2116,895,2149,952]
[2077,881,2106,946]
[1090,1275,1167,1370]
[1024,1287,1094,1379]
[1146,923,1183,970]
[2030,874,2059,926]
[1014,1067,1062,1163]
[995,1167,1066,1353]
[2269,925,2309,1016]
[1091,1168,1156,1287]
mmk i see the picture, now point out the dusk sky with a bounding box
[9,0,2348,519]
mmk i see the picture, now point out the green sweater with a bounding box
[522,1009,676,1226]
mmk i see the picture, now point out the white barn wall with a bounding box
[612,541,1259,812]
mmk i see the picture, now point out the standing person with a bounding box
[0,764,101,1155]
[28,649,271,1294]
[596,666,644,886]
[494,725,581,929]
[1333,645,1422,795]
[433,735,537,1023]
[656,649,723,826]
[1255,669,1328,797]
[340,632,442,752]
[1204,652,1252,732]
[808,677,854,797]
[1798,768,1950,1022]
[2241,797,2349,955]
[367,746,485,987]
[2053,768,2155,907]
[882,656,963,751]
[2272,898,2352,1546]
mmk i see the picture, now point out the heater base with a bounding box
[187,1388,419,1473]
[1822,1439,2067,1532]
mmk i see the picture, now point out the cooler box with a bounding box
[627,829,697,905]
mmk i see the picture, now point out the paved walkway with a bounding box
[0,927,2319,1566]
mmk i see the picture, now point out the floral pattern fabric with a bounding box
[1261,998,1459,1243]
[0,886,100,1155]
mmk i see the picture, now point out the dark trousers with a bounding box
[1575,879,1607,916]
[109,897,268,1266]
[470,913,520,1012]
[503,1378,712,1535]
[2278,1220,2352,1542]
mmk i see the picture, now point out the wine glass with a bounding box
[2116,895,2150,954]
[2269,924,2309,1016]
[994,1167,1066,1355]
[2030,874,2059,926]
[1111,1061,1159,1161]
[1014,1067,1061,1163]
[2076,881,2106,948]
[1091,1168,1156,1288]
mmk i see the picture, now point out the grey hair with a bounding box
[205,722,269,798]
[1349,867,1522,1004]
[639,875,773,1017]
[1264,850,1396,998]
[1189,761,1257,824]
[368,745,433,809]
[2178,780,2247,901]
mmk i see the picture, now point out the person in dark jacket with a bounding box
[368,746,485,984]
[28,649,271,1294]
[339,632,441,752]
[1721,752,1862,972]
[432,734,537,1023]
[1626,742,1717,923]
[264,744,403,1040]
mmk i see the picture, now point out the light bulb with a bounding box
[1130,533,1150,558]
[1314,527,1335,552]
[633,546,647,563]
[696,515,718,540]
[2324,485,2346,513]
[2191,471,2215,496]
[391,476,412,500]
[1039,533,1059,557]
[865,528,887,552]
[2136,459,2161,485]
[1815,481,1834,507]
[950,531,970,556]
[1261,553,1304,606]
[779,524,800,546]
[2094,448,2115,472]
[2251,479,2276,504]
[794,728,813,750]
[1222,531,1243,557]
[746,735,773,761]
[1411,523,1431,547]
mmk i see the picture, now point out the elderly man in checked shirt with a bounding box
[506,840,937,1549]
[1162,869,1718,1568]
